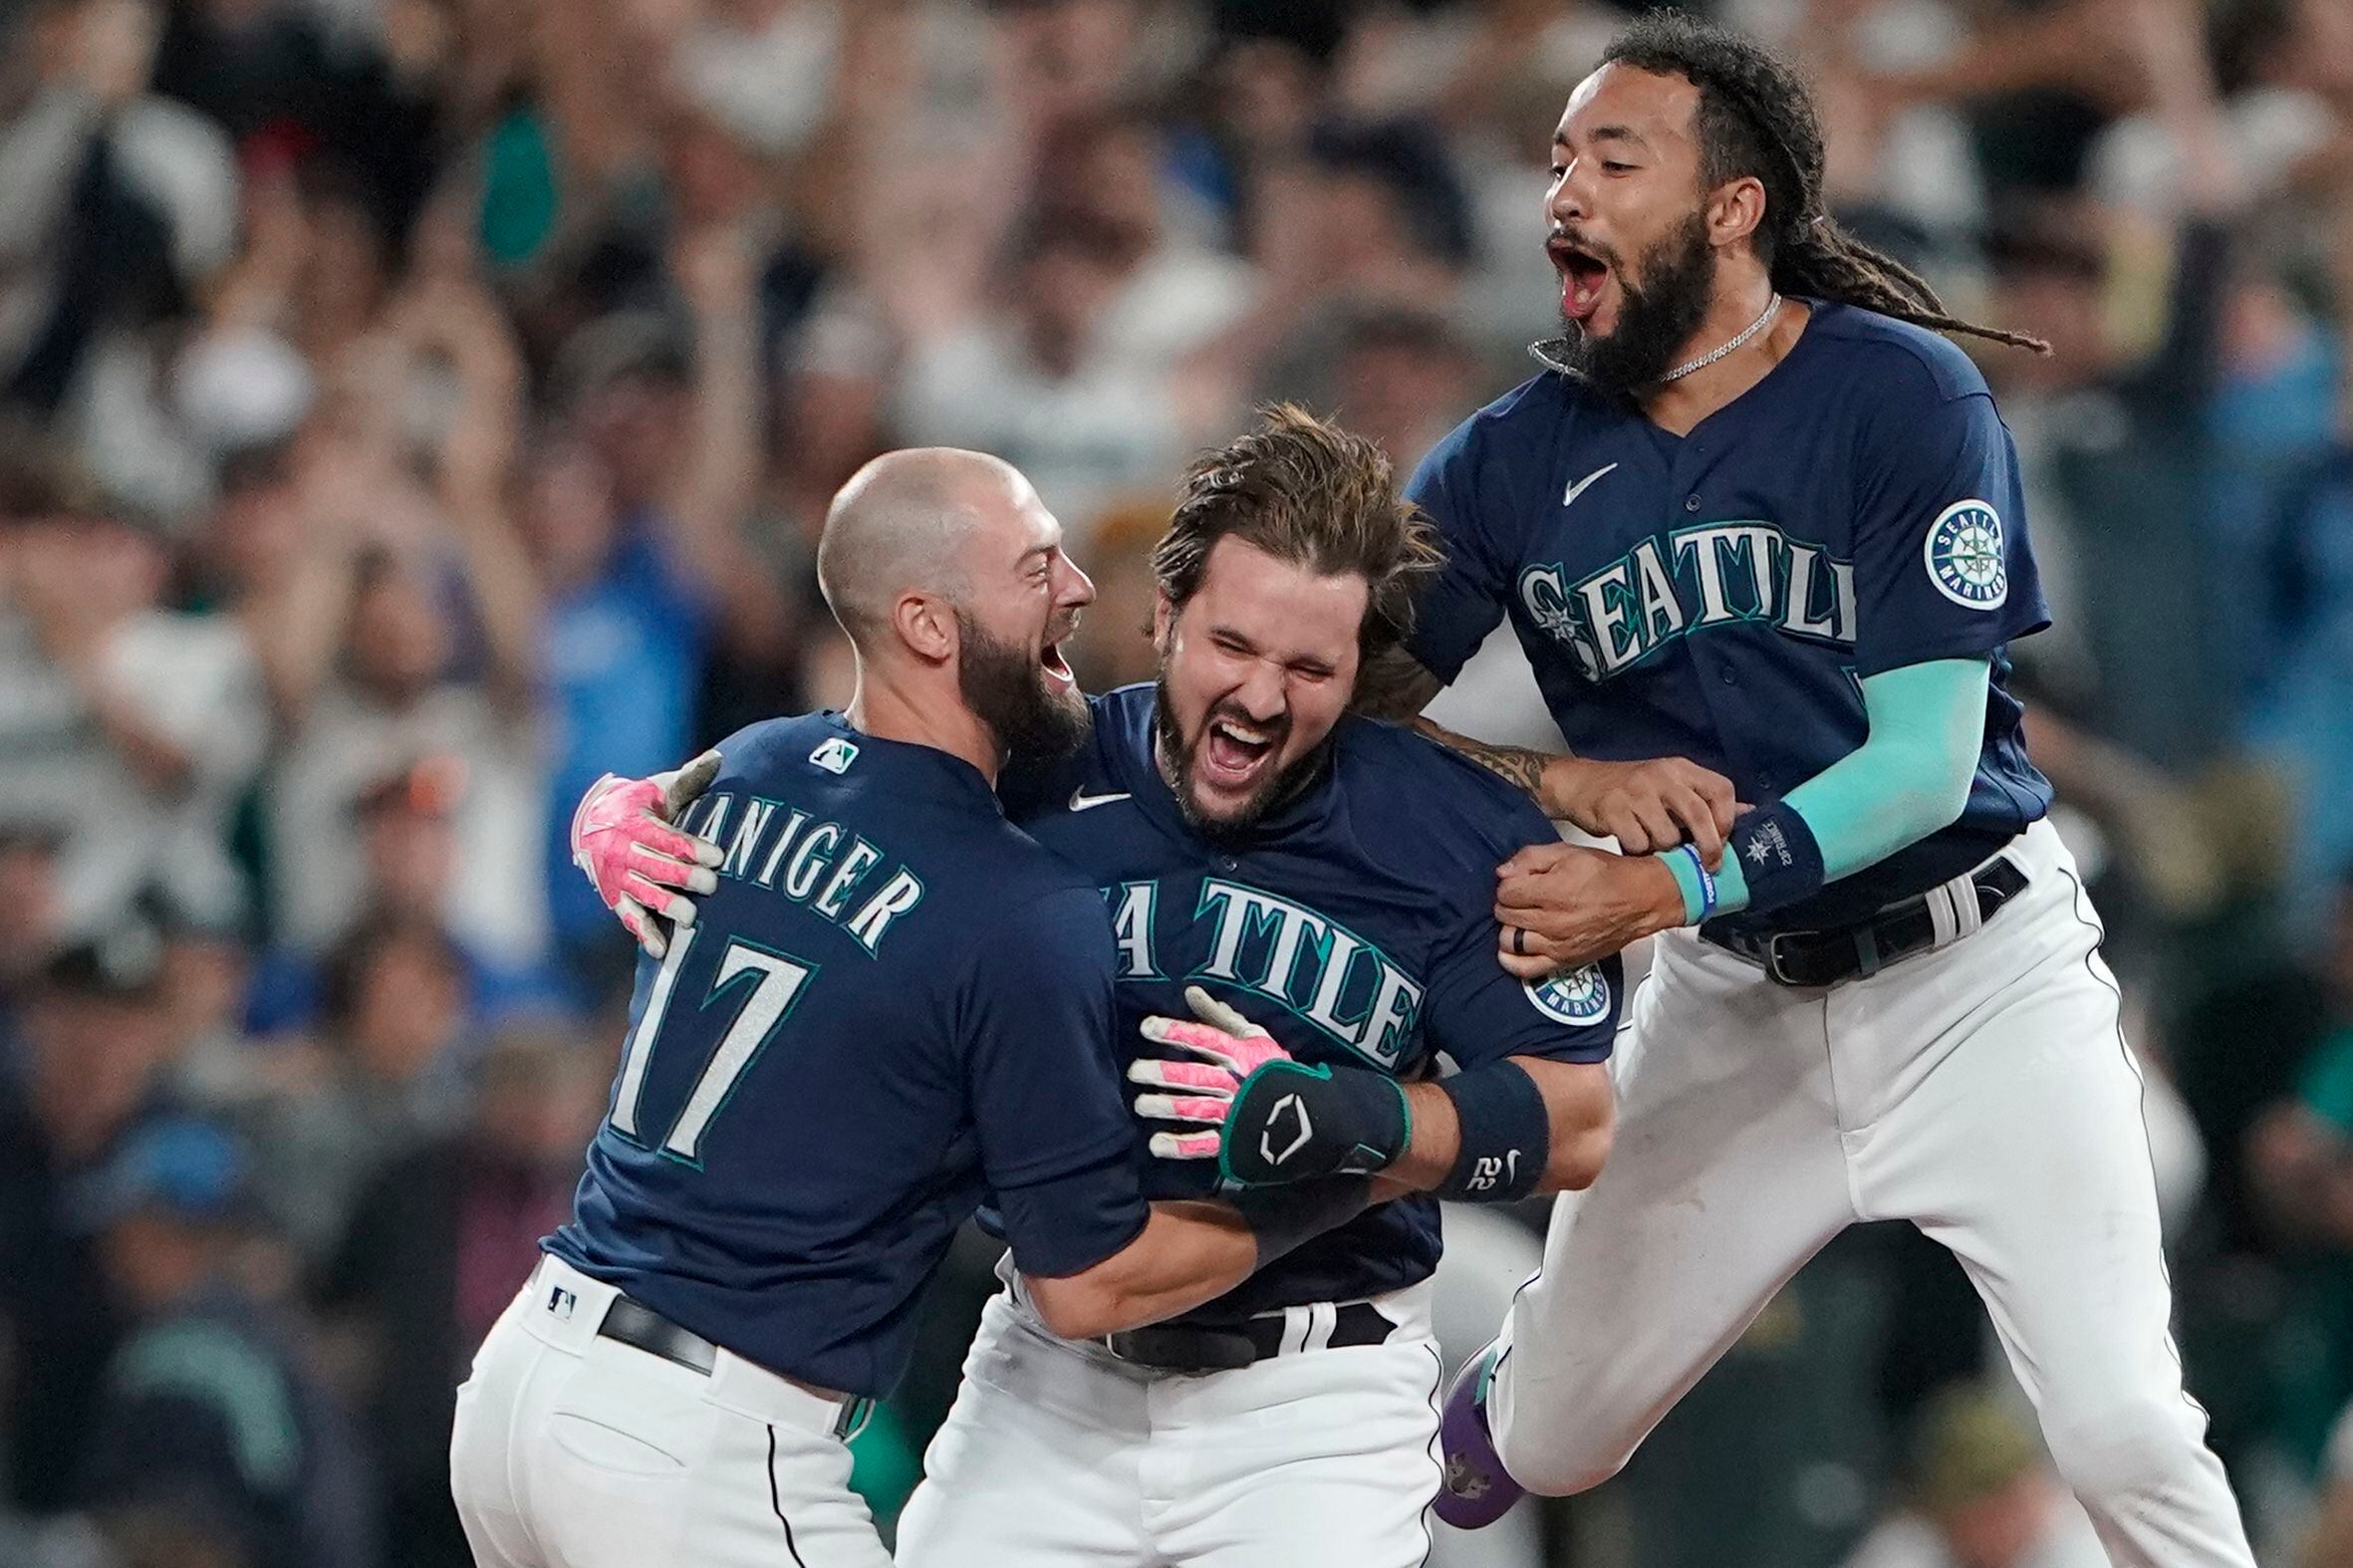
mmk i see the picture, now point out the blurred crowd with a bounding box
[0,0,2350,1564]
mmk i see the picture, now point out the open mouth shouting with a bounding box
[1549,231,1616,325]
[1196,707,1283,798]
[1040,616,1080,687]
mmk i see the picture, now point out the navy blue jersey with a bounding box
[548,713,1148,1398]
[1407,302,2055,934]
[1005,684,1621,1320]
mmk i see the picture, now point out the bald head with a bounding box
[817,448,1038,651]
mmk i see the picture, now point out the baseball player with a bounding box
[1306,13,2251,1566]
[448,448,1364,1568]
[583,406,1623,1566]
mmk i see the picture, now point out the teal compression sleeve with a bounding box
[1662,656,1989,921]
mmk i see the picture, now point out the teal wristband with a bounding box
[1674,844,1717,919]
[1661,845,1711,924]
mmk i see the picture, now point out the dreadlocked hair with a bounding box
[1600,11,2049,356]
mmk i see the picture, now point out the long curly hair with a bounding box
[1601,11,2048,355]
[1154,405,1444,661]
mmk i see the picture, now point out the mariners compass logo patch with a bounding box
[1524,965,1612,1026]
[1924,499,2007,610]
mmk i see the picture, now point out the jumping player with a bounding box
[1307,14,2249,1565]
[583,407,1623,1566]
[448,449,1364,1568]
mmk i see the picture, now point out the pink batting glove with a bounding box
[571,750,726,959]
[1128,985,1293,1160]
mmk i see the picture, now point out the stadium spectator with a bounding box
[246,914,471,1266]
[73,1117,377,1568]
[0,446,266,943]
[2246,876,2353,1477]
[1840,1386,2106,1568]
[0,932,185,1514]
[317,1023,608,1568]
[256,272,549,965]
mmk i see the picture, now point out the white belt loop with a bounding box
[1925,870,1985,949]
[1280,1304,1312,1355]
[1304,1301,1338,1352]
[1927,880,1961,947]
[1946,869,1984,942]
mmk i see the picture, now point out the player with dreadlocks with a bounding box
[1156,11,2255,1566]
[1525,11,2045,398]
[1559,22,2047,362]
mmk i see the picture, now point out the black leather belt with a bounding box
[1700,857,2029,988]
[592,1290,873,1440]
[599,1294,718,1376]
[1105,1301,1395,1374]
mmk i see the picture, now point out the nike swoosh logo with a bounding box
[1562,462,1619,508]
[1069,787,1133,813]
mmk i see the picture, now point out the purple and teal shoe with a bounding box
[1434,1341,1525,1529]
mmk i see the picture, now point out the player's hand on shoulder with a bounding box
[1129,986,1293,1160]
[1493,841,1684,976]
[1548,755,1738,864]
[572,749,726,959]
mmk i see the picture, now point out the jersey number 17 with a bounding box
[607,924,819,1163]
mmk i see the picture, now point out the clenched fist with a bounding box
[1546,755,1738,862]
[1493,842,1686,977]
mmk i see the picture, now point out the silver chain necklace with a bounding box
[1657,292,1781,383]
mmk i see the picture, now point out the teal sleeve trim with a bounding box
[1662,657,1986,922]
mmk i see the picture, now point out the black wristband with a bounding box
[1727,795,1826,915]
[1434,1062,1550,1202]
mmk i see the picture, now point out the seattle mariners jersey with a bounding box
[1407,302,2055,933]
[547,713,1148,1399]
[1006,684,1622,1321]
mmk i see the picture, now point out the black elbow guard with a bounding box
[1434,1062,1551,1202]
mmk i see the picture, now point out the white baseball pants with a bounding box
[897,1278,1446,1566]
[1488,819,2255,1567]
[450,1254,891,1568]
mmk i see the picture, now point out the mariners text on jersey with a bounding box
[1006,684,1624,1322]
[1408,302,2056,933]
[548,712,1150,1400]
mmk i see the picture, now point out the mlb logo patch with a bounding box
[1524,965,1611,1026]
[546,1285,577,1321]
[810,738,860,775]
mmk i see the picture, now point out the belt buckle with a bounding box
[1762,932,1809,987]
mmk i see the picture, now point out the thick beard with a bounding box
[1151,671,1332,846]
[1553,211,1718,394]
[957,614,1091,765]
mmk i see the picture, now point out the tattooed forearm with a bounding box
[1352,646,1561,806]
[1412,718,1556,806]
[1351,646,1446,722]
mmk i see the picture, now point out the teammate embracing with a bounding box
[580,407,1623,1566]
[449,448,1372,1568]
[1279,13,2248,1566]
